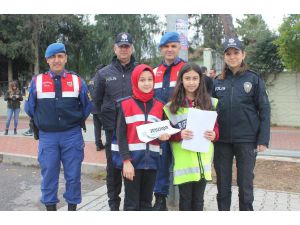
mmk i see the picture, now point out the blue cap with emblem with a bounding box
[223,37,243,52]
[159,32,180,47]
[45,43,66,59]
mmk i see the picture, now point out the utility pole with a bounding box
[165,14,189,207]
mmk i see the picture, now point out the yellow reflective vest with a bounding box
[164,98,218,185]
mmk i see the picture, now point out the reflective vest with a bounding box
[111,97,164,170]
[153,60,185,103]
[34,72,83,131]
[164,98,218,185]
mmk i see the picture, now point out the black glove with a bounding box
[30,119,39,140]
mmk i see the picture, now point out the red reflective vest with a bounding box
[112,97,164,169]
[154,61,185,90]
[34,72,83,131]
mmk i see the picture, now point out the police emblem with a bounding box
[229,38,235,44]
[121,34,128,41]
[244,82,252,93]
[67,81,73,87]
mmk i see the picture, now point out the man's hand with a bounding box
[123,160,135,181]
[257,145,267,152]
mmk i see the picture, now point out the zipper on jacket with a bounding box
[122,74,125,98]
[197,152,205,179]
[230,78,234,143]
[144,102,149,169]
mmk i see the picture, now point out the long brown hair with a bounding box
[169,62,212,114]
[8,80,19,94]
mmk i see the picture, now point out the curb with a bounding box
[0,152,106,175]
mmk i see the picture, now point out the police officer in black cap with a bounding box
[93,32,137,211]
[212,37,270,211]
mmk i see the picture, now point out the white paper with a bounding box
[181,108,217,152]
[136,120,181,143]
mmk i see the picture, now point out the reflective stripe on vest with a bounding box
[36,73,80,99]
[163,98,218,185]
[111,143,160,153]
[153,61,185,90]
[125,114,161,124]
[120,97,164,148]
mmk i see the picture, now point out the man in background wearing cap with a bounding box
[93,32,137,211]
[25,42,92,211]
[152,32,186,211]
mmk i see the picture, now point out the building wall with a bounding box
[267,72,300,127]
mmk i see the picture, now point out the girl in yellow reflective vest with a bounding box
[165,62,219,211]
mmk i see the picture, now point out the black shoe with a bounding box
[110,206,119,211]
[14,129,17,135]
[152,194,168,211]
[46,204,57,211]
[68,203,77,211]
[4,129,8,135]
[96,144,105,151]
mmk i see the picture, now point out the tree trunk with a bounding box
[31,15,40,74]
[8,59,13,82]
[219,14,236,38]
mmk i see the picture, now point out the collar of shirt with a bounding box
[48,69,67,79]
[162,57,182,67]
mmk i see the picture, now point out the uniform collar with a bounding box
[162,57,182,67]
[48,69,67,78]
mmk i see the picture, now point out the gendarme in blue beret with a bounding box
[45,43,66,59]
[159,32,180,47]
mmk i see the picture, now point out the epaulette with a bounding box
[247,70,261,77]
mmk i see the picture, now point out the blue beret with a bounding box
[45,43,66,58]
[159,32,180,47]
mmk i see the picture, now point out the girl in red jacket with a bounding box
[114,64,170,210]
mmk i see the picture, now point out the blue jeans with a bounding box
[6,108,20,129]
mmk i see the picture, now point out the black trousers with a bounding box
[213,142,257,211]
[123,169,157,211]
[178,179,207,211]
[104,130,122,210]
[92,114,104,148]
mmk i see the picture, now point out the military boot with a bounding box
[152,194,168,211]
[46,204,57,211]
[68,203,77,211]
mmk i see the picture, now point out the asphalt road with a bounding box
[0,162,105,211]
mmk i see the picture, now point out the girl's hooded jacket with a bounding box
[111,64,165,170]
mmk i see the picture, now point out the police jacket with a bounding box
[25,70,92,132]
[112,97,164,170]
[93,55,137,130]
[153,58,185,104]
[212,69,270,146]
[4,90,23,109]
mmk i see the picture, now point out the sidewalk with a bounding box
[1,116,300,210]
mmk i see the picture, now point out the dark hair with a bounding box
[169,62,212,114]
[221,50,248,79]
[200,66,207,74]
